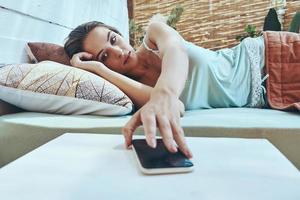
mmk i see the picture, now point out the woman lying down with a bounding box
[64,20,300,158]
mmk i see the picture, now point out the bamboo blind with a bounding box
[133,0,300,50]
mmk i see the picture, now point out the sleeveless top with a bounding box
[143,36,266,110]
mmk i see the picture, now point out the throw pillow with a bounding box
[0,61,133,116]
[26,42,71,65]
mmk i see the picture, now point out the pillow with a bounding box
[0,61,133,116]
[26,42,71,65]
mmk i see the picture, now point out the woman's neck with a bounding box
[125,49,149,80]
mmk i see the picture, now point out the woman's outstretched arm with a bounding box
[122,22,192,158]
[70,52,152,109]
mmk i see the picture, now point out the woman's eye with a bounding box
[101,52,108,62]
[110,35,116,44]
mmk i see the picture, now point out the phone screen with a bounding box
[132,139,193,169]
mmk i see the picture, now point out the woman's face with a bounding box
[83,26,137,74]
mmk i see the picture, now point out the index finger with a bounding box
[122,110,142,147]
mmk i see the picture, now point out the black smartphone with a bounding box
[132,139,194,174]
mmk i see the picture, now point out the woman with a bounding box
[64,20,267,158]
[65,20,195,158]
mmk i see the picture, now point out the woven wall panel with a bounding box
[134,0,299,50]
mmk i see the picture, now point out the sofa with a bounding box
[1,100,300,170]
[1,1,300,170]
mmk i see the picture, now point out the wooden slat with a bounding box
[127,0,135,19]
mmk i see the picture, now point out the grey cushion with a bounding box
[0,99,23,116]
[1,108,300,169]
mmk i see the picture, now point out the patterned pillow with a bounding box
[0,61,133,116]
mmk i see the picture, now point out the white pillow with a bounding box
[0,61,133,116]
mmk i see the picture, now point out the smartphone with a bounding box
[132,139,194,175]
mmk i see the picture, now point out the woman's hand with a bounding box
[70,52,106,74]
[122,89,192,159]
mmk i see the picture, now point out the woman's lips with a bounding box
[123,51,131,65]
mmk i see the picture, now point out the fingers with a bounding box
[123,100,193,159]
[140,109,157,148]
[122,110,142,148]
[156,115,177,153]
[70,52,93,66]
[122,108,157,149]
[171,120,193,158]
[79,52,93,61]
[156,114,193,159]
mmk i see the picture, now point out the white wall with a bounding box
[0,0,129,64]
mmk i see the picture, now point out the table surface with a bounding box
[1,133,300,200]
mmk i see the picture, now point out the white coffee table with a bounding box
[0,133,300,200]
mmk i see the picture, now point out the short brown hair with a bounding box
[64,21,122,58]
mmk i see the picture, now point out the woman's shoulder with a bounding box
[140,14,189,57]
[145,14,182,39]
[145,16,170,36]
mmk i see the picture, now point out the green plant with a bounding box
[167,5,184,30]
[236,24,263,41]
[129,5,184,47]
[129,19,143,47]
[288,11,300,33]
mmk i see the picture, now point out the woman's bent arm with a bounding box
[69,52,152,109]
[93,64,152,109]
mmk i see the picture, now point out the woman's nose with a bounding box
[107,45,123,58]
